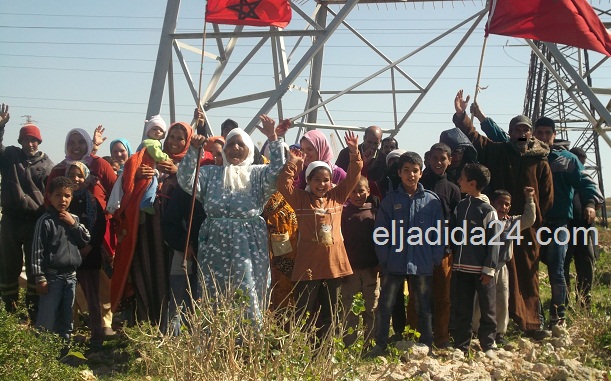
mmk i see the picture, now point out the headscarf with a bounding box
[110,138,133,160]
[301,130,334,167]
[204,136,225,152]
[305,161,332,179]
[221,128,255,193]
[163,122,193,162]
[144,115,167,138]
[64,128,94,166]
[66,161,96,232]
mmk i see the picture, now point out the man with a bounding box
[336,125,385,181]
[533,117,602,326]
[452,90,553,337]
[0,103,55,320]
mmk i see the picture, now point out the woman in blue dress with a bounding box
[177,115,286,326]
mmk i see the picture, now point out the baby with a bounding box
[141,115,169,163]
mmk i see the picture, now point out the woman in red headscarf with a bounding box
[110,121,193,327]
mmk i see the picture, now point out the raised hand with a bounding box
[92,125,107,147]
[275,118,291,137]
[523,186,535,198]
[470,102,486,122]
[0,103,9,128]
[190,134,207,149]
[454,89,470,115]
[288,147,305,172]
[344,131,359,153]
[258,114,278,141]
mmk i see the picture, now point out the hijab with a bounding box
[110,139,133,160]
[221,128,255,193]
[301,130,335,167]
[163,122,193,162]
[204,136,225,152]
[64,128,94,166]
[66,161,96,232]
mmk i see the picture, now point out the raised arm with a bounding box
[177,135,207,203]
[256,115,287,200]
[471,102,510,143]
[452,90,495,162]
[331,131,363,202]
[519,186,537,230]
[276,146,305,208]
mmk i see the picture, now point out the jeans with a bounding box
[541,224,568,324]
[36,273,77,340]
[564,225,596,308]
[376,273,432,348]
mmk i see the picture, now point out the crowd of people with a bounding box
[0,88,604,358]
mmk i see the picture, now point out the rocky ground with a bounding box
[365,326,608,381]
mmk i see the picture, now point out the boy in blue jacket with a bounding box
[452,163,500,355]
[365,152,445,357]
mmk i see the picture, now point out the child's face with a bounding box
[307,168,332,198]
[458,170,477,195]
[349,181,370,208]
[210,141,224,166]
[50,186,73,212]
[398,162,422,191]
[66,166,86,191]
[493,195,511,219]
[147,126,165,140]
[111,163,121,174]
[428,149,451,176]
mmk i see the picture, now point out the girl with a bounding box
[66,162,106,348]
[276,131,362,340]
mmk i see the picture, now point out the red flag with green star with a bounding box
[206,0,292,28]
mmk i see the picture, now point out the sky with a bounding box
[1,1,611,193]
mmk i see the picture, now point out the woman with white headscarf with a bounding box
[177,115,287,327]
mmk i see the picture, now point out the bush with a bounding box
[0,307,83,381]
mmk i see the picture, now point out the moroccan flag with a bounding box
[485,0,611,56]
[206,0,292,28]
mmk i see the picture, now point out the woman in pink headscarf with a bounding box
[295,130,346,189]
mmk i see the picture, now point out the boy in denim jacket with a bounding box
[365,152,445,357]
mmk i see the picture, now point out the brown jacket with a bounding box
[277,152,363,281]
[453,111,554,331]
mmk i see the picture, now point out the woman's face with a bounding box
[165,127,187,155]
[224,135,249,165]
[111,142,129,166]
[66,166,86,190]
[66,133,88,160]
[300,138,318,166]
[210,141,224,166]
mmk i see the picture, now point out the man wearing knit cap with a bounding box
[0,103,55,321]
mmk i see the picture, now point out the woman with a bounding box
[177,115,285,326]
[296,130,345,189]
[204,136,225,166]
[47,128,117,210]
[109,138,133,174]
[110,122,192,327]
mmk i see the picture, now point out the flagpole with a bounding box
[473,35,488,106]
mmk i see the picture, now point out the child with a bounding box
[419,143,461,348]
[452,163,500,356]
[341,175,379,347]
[276,131,362,342]
[31,176,91,340]
[472,187,536,346]
[66,162,107,348]
[141,115,169,163]
[367,152,445,357]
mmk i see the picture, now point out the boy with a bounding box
[0,103,55,320]
[420,143,461,348]
[452,163,500,356]
[341,175,379,347]
[472,187,536,345]
[366,152,445,357]
[31,176,90,340]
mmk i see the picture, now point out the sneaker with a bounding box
[103,327,117,338]
[495,333,508,346]
[362,345,388,359]
[527,329,551,341]
[484,348,498,359]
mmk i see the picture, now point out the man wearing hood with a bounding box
[0,104,55,320]
[439,127,479,187]
[452,90,553,337]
